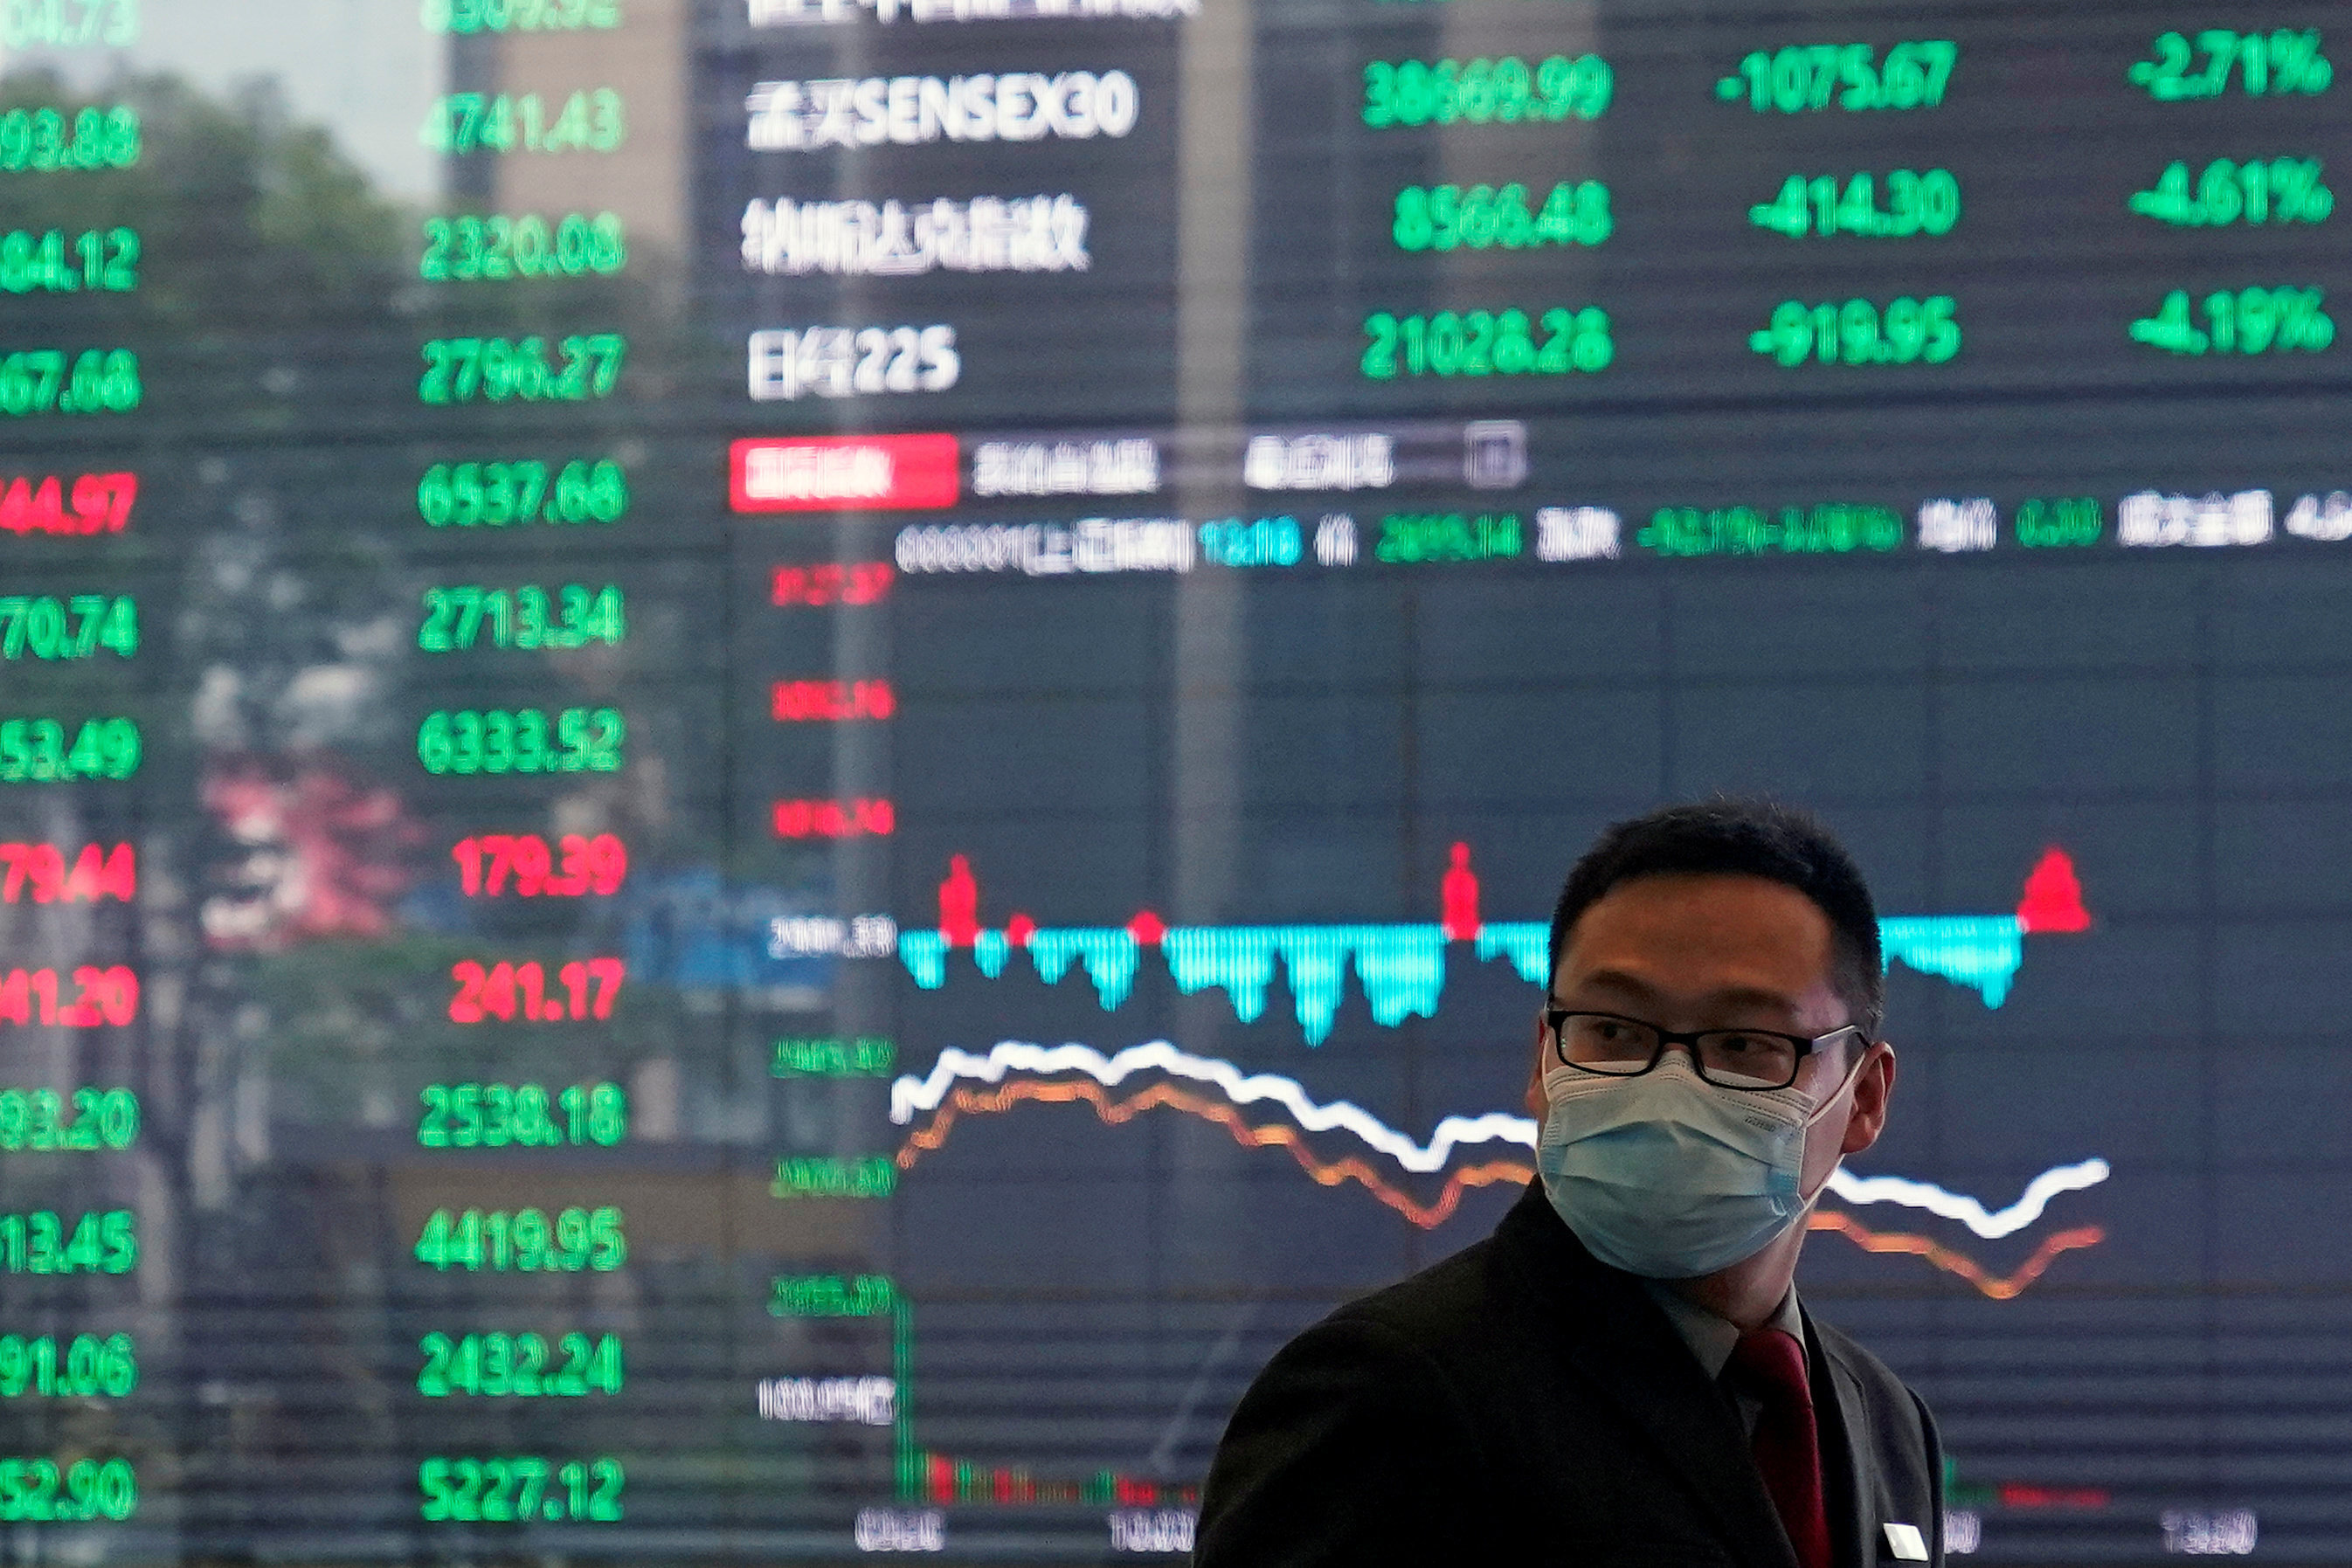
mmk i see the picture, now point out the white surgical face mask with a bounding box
[1536,1050,1860,1280]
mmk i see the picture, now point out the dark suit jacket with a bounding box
[1197,1183,1943,1568]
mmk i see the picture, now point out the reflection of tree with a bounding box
[7,67,711,1535]
[2,67,409,426]
[7,65,769,1551]
[0,66,405,273]
[0,66,432,1522]
[10,63,425,864]
[3,62,682,451]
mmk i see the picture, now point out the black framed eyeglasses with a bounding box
[1543,1008,1866,1092]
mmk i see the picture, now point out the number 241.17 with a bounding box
[447,957,622,1023]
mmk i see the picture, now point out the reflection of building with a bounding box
[450,0,691,269]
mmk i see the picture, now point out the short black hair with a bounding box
[1546,798,1885,1037]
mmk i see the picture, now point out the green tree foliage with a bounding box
[3,68,408,324]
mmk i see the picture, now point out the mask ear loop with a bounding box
[1793,1036,1873,1207]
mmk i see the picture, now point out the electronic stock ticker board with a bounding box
[3,0,2351,1562]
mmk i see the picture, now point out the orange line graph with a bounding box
[1805,1209,2106,1301]
[893,1077,2105,1297]
[895,1077,1530,1227]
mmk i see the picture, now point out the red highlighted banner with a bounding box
[731,435,958,514]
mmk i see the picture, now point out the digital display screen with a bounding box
[3,0,2349,1561]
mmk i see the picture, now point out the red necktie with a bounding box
[1730,1328,1833,1568]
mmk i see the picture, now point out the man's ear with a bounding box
[1524,1014,1548,1119]
[1840,1041,1896,1156]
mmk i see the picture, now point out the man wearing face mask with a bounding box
[1196,800,1943,1568]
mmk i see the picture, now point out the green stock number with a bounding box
[0,349,139,417]
[419,1332,622,1397]
[0,104,137,171]
[418,459,627,526]
[1394,181,1610,251]
[0,1087,137,1150]
[1720,42,1956,113]
[1364,53,1611,126]
[419,90,624,155]
[2128,29,2330,100]
[1750,170,1959,238]
[0,228,137,294]
[0,596,135,660]
[413,1206,626,1273]
[1362,307,1612,379]
[2130,157,2332,227]
[0,1334,135,1398]
[418,1081,626,1148]
[422,0,620,33]
[1749,296,1961,367]
[419,1456,622,1522]
[2129,286,2335,356]
[0,1457,135,1522]
[419,335,624,404]
[0,1210,135,1274]
[0,718,140,783]
[3,0,141,48]
[416,708,624,776]
[421,211,626,281]
[418,584,624,653]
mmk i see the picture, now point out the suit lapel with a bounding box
[1491,1187,1801,1568]
[1805,1308,1878,1568]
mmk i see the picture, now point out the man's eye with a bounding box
[1714,1033,1783,1055]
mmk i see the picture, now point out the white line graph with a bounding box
[1830,1159,2111,1240]
[891,1040,2111,1241]
[892,1039,1532,1172]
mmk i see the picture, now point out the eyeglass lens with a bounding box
[1553,1012,1803,1089]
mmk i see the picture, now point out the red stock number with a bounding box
[0,473,135,536]
[453,833,626,897]
[449,958,624,1024]
[771,679,895,722]
[0,967,138,1027]
[771,798,895,839]
[771,562,894,607]
[0,842,134,902]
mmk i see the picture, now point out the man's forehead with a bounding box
[1557,873,1837,980]
[1571,967,1812,1014]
